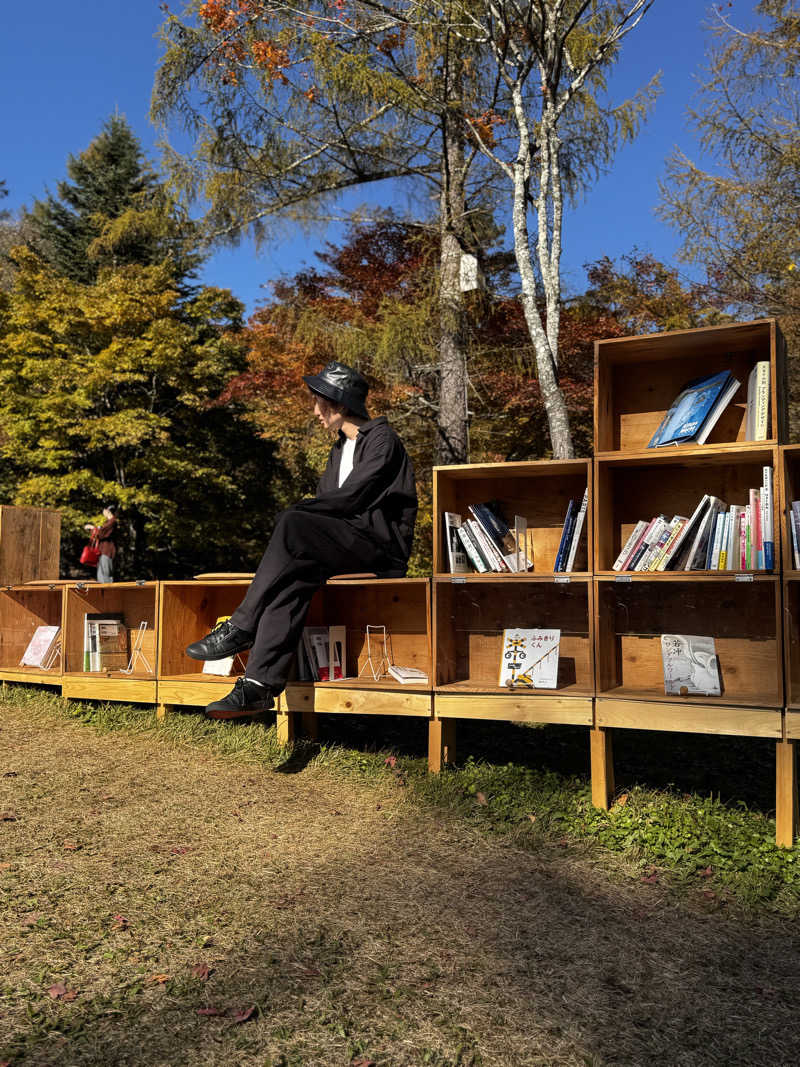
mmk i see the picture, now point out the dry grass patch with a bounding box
[1,695,800,1066]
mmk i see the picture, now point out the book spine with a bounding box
[743,507,750,570]
[565,488,589,573]
[553,501,575,572]
[791,505,800,569]
[718,512,731,570]
[613,520,647,571]
[762,467,774,570]
[469,518,506,571]
[754,361,770,440]
[457,525,488,572]
[634,518,668,571]
[752,489,763,569]
[648,518,680,571]
[653,518,686,571]
[709,512,725,570]
[624,516,660,571]
[556,502,578,572]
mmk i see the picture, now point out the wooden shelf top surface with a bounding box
[595,441,777,466]
[595,571,778,582]
[594,318,775,364]
[434,572,591,583]
[433,458,591,478]
[61,670,155,680]
[287,678,431,692]
[597,685,781,708]
[434,681,594,696]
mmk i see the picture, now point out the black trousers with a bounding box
[229,509,397,691]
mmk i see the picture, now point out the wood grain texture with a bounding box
[428,718,457,772]
[434,692,593,724]
[283,684,431,717]
[776,739,798,848]
[62,676,157,703]
[590,726,614,810]
[595,698,781,737]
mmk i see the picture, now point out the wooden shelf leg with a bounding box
[590,726,614,810]
[428,719,456,773]
[776,739,798,849]
[156,703,173,721]
[276,710,296,747]
[301,711,319,740]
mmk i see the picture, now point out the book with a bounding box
[387,665,429,685]
[564,488,589,572]
[468,518,507,571]
[684,497,726,571]
[745,363,758,441]
[633,516,669,571]
[457,524,489,572]
[762,467,774,570]
[650,515,687,571]
[642,516,678,571]
[648,370,739,448]
[498,628,560,689]
[624,515,665,571]
[306,626,343,681]
[511,515,534,573]
[753,361,770,440]
[709,512,727,570]
[83,613,124,672]
[443,512,470,574]
[468,504,515,570]
[662,495,710,570]
[790,503,800,569]
[96,620,128,672]
[203,616,237,676]
[554,500,577,572]
[20,625,60,668]
[661,634,721,696]
[613,520,647,571]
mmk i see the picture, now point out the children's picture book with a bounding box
[498,629,560,689]
[648,370,739,448]
[20,625,60,668]
[661,634,721,696]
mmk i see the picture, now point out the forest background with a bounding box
[0,0,797,580]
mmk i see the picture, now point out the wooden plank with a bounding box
[157,677,240,708]
[434,692,593,724]
[595,698,781,737]
[62,676,157,703]
[428,718,457,772]
[0,669,61,688]
[590,726,614,810]
[775,739,798,848]
[785,712,800,739]
[283,684,431,717]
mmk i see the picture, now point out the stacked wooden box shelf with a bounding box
[0,583,64,687]
[157,579,252,717]
[282,577,432,742]
[62,582,159,704]
[781,445,800,741]
[593,318,794,845]
[431,461,594,769]
[0,506,61,587]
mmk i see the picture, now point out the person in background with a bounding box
[85,506,118,583]
[185,360,418,720]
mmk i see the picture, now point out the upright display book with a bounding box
[661,634,721,696]
[203,615,237,675]
[498,628,560,689]
[443,512,470,573]
[648,370,739,448]
[20,625,60,668]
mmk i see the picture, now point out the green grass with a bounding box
[3,682,799,913]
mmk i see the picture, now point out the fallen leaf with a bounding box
[641,872,659,885]
[170,846,191,856]
[614,793,629,808]
[0,862,12,871]
[101,794,114,800]
[384,756,397,768]
[527,814,536,823]
[111,914,129,931]
[190,963,213,981]
[62,841,81,851]
[351,1059,376,1067]
[197,1006,225,1017]
[1,812,18,821]
[21,912,42,926]
[231,1004,258,1024]
[699,866,713,877]
[330,810,343,816]
[476,792,487,805]
[148,973,170,984]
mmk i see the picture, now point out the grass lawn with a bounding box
[2,685,800,1066]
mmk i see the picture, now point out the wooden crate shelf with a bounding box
[595,575,783,709]
[0,584,64,685]
[783,578,800,711]
[594,318,786,454]
[61,582,159,703]
[433,460,592,576]
[780,445,800,574]
[594,446,780,574]
[434,575,594,698]
[0,506,61,587]
[595,699,781,738]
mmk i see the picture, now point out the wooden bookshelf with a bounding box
[779,445,800,574]
[594,445,780,575]
[433,459,592,576]
[594,318,786,455]
[157,579,252,716]
[0,584,64,686]
[283,578,432,743]
[61,582,159,704]
[0,506,61,587]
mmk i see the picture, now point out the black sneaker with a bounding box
[185,619,254,661]
[205,678,274,720]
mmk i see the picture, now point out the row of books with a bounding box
[647,361,770,448]
[554,489,589,572]
[444,501,533,574]
[613,468,774,572]
[295,625,428,684]
[83,613,128,671]
[787,502,800,569]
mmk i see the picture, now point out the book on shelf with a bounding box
[564,488,589,572]
[203,615,237,676]
[554,499,577,572]
[468,517,509,571]
[745,360,770,440]
[498,628,560,689]
[790,501,800,570]
[20,625,60,668]
[83,612,124,672]
[443,512,470,573]
[647,369,740,448]
[512,515,535,573]
[661,634,721,696]
[387,664,428,685]
[614,471,772,572]
[456,523,490,572]
[302,625,344,681]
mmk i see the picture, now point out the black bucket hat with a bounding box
[303,361,370,420]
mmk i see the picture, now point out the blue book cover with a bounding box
[648,370,735,448]
[554,500,576,572]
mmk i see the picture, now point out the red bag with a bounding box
[80,542,100,566]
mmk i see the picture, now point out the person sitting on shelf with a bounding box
[185,360,418,719]
[84,505,118,584]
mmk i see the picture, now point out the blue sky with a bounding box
[1,1,740,315]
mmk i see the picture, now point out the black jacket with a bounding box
[291,417,417,571]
